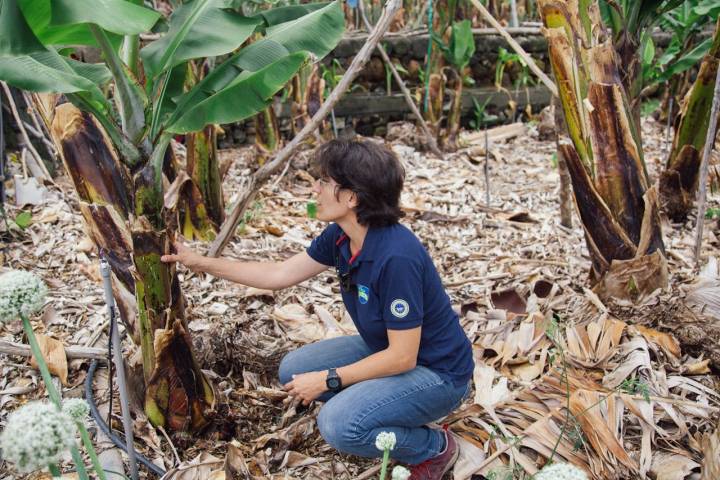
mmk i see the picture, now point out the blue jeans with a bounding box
[278,335,470,465]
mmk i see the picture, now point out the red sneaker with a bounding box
[408,428,459,479]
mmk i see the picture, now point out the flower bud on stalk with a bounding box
[0,270,47,322]
[391,465,411,480]
[0,402,76,473]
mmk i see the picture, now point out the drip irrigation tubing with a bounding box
[85,359,166,478]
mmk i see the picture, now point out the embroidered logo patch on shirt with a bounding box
[390,299,410,318]
[357,284,370,304]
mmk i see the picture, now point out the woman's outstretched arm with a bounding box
[161,242,329,290]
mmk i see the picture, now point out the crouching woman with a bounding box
[162,139,474,479]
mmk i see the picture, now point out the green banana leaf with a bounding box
[157,62,191,124]
[0,0,45,56]
[0,50,110,94]
[167,0,343,127]
[46,0,159,35]
[140,0,263,79]
[695,0,720,17]
[661,36,713,80]
[261,0,343,53]
[17,0,122,48]
[444,20,475,69]
[167,51,309,133]
[252,2,331,27]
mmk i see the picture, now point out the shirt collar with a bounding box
[336,225,384,265]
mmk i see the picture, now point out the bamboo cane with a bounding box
[694,64,720,266]
[209,0,403,258]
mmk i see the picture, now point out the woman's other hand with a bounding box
[284,371,328,405]
[161,241,204,273]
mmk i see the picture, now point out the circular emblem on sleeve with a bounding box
[390,299,410,318]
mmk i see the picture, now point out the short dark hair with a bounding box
[315,139,405,227]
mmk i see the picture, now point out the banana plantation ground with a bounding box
[2,116,720,479]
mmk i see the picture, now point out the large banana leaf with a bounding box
[167,51,309,133]
[0,0,44,56]
[44,0,159,36]
[0,51,110,94]
[17,0,121,48]
[168,0,343,127]
[140,0,262,79]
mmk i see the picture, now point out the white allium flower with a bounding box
[0,270,47,323]
[0,402,77,473]
[375,431,397,451]
[391,465,411,480]
[534,462,589,480]
[62,398,90,421]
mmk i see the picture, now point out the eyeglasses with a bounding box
[315,177,336,189]
[334,254,355,292]
[315,177,346,195]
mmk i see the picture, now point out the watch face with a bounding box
[327,378,340,390]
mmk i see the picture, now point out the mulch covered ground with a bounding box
[2,115,720,479]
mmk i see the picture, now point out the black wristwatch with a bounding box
[326,368,342,393]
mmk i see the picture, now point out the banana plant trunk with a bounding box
[554,96,573,228]
[660,17,720,223]
[290,63,325,136]
[423,0,457,139]
[49,103,214,432]
[254,107,281,161]
[614,31,643,134]
[183,125,225,240]
[539,0,667,302]
[445,69,464,151]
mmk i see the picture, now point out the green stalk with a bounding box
[76,421,107,480]
[122,35,140,78]
[22,314,60,405]
[90,25,148,151]
[21,314,90,480]
[379,448,390,480]
[49,464,61,477]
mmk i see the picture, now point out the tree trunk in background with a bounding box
[445,69,464,151]
[291,63,325,136]
[50,103,214,432]
[183,125,224,240]
[175,61,225,240]
[423,0,457,141]
[539,0,667,302]
[660,18,720,223]
[255,107,281,161]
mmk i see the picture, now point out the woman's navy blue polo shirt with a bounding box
[306,222,474,387]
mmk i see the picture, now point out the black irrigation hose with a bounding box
[85,360,167,478]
